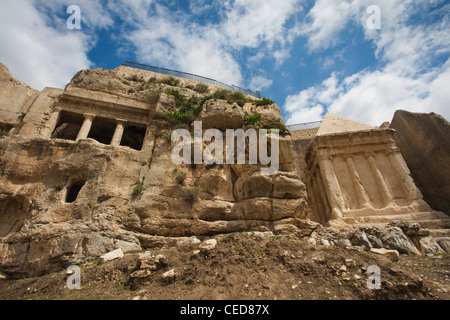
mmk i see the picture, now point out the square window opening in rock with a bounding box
[87,117,116,145]
[51,111,84,141]
[65,181,85,203]
[120,125,146,151]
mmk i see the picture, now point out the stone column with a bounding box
[40,107,61,139]
[76,113,96,142]
[345,156,371,209]
[307,173,324,224]
[318,156,345,219]
[366,153,393,206]
[111,119,127,147]
[386,149,422,201]
[316,169,332,221]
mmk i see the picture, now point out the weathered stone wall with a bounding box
[390,110,450,215]
[0,63,39,133]
[305,119,431,225]
[0,64,309,277]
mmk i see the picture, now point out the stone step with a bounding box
[434,237,450,253]
[426,229,450,238]
[417,219,450,230]
[340,211,450,227]
[410,211,450,221]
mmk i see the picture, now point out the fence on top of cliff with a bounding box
[286,121,323,132]
[122,61,261,99]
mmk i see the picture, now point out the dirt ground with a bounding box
[0,232,449,300]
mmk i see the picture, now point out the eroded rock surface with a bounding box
[0,64,308,277]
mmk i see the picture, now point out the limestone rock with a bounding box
[436,238,450,253]
[272,174,306,199]
[378,227,420,255]
[200,239,217,252]
[0,62,311,278]
[418,236,444,255]
[370,248,400,262]
[99,249,124,264]
[351,232,372,250]
[115,240,142,254]
[162,269,177,281]
[198,99,245,130]
[337,239,352,248]
[390,110,450,215]
[317,113,376,136]
[176,237,201,247]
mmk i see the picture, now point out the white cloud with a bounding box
[285,0,450,125]
[248,75,273,91]
[286,104,324,124]
[109,0,304,86]
[222,0,303,49]
[126,15,243,86]
[0,0,94,90]
[36,0,114,30]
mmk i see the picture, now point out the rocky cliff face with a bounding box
[0,65,308,278]
[390,110,450,215]
[0,63,39,132]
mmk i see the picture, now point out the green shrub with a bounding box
[133,181,145,196]
[175,171,188,185]
[145,77,157,89]
[181,186,203,203]
[122,80,131,86]
[243,113,288,134]
[258,121,288,135]
[254,97,274,106]
[0,128,9,137]
[159,76,180,86]
[181,110,196,124]
[213,88,233,100]
[129,74,143,82]
[194,83,210,94]
[162,130,173,142]
[213,89,253,107]
[185,84,195,90]
[165,89,186,108]
[244,113,261,125]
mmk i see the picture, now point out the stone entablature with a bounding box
[32,88,154,152]
[305,126,432,225]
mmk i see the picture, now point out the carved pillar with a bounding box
[366,153,393,206]
[111,119,127,146]
[76,113,96,142]
[318,156,345,219]
[41,107,61,138]
[316,168,332,221]
[307,172,326,224]
[140,126,153,153]
[386,150,421,201]
[345,156,371,209]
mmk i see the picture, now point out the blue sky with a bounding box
[0,0,449,126]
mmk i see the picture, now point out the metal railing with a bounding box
[286,121,323,132]
[122,61,261,99]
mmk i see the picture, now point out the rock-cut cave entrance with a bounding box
[120,125,146,151]
[65,181,85,203]
[51,111,84,141]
